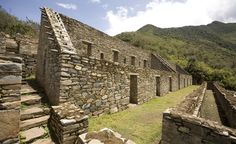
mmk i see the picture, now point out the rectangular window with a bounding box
[144,60,147,68]
[131,56,135,66]
[87,44,92,56]
[100,53,104,60]
[113,50,119,62]
[82,40,93,56]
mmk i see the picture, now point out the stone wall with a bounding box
[161,83,236,144]
[60,14,152,70]
[0,56,22,144]
[212,83,236,128]
[162,109,236,144]
[37,8,192,116]
[36,8,67,105]
[0,32,38,79]
[59,53,174,116]
[22,54,37,78]
[0,32,6,54]
[49,102,88,144]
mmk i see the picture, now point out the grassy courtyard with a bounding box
[89,85,199,144]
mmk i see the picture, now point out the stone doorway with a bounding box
[169,76,172,92]
[130,75,138,104]
[156,76,161,96]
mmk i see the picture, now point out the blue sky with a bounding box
[1,0,236,36]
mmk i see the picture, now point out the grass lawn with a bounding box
[89,85,199,144]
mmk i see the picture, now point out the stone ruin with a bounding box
[161,82,236,144]
[36,7,192,116]
[0,7,194,144]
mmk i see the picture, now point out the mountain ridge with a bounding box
[116,21,236,90]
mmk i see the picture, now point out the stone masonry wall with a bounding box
[59,53,174,116]
[60,14,153,69]
[212,83,236,128]
[36,8,62,105]
[22,54,37,78]
[161,110,236,144]
[0,56,22,144]
[37,8,192,116]
[161,83,236,144]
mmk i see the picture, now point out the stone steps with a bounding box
[20,127,47,143]
[21,106,50,121]
[21,94,41,106]
[20,115,50,131]
[32,137,55,144]
[20,82,53,143]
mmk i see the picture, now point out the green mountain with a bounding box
[116,21,236,90]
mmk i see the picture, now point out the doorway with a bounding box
[169,76,172,92]
[130,75,138,104]
[156,76,161,96]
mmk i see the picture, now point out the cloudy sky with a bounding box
[1,0,236,36]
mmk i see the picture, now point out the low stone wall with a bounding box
[175,82,206,115]
[212,83,236,128]
[49,102,88,144]
[161,83,236,144]
[0,56,22,144]
[22,54,37,78]
[161,109,236,144]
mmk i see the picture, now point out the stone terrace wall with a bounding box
[175,83,206,115]
[161,83,236,144]
[0,56,22,144]
[59,53,174,116]
[162,110,236,144]
[212,83,236,128]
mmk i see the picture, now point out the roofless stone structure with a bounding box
[36,7,192,116]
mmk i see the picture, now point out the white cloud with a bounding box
[105,0,236,36]
[90,0,101,3]
[57,3,77,10]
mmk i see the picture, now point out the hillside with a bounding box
[116,21,236,90]
[0,5,39,37]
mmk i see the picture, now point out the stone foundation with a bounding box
[49,102,88,144]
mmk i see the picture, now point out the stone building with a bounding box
[36,8,192,116]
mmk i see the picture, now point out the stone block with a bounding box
[110,107,118,114]
[0,75,21,85]
[0,110,20,141]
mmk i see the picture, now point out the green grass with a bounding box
[89,85,199,144]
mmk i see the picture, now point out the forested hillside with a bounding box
[116,22,236,90]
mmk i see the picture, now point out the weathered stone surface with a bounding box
[21,95,41,105]
[20,127,46,143]
[0,110,20,141]
[0,63,22,73]
[21,107,48,120]
[32,138,55,144]
[20,115,49,130]
[79,128,136,144]
[0,75,21,85]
